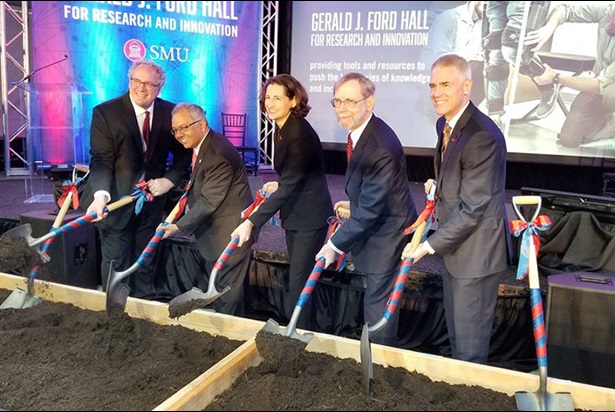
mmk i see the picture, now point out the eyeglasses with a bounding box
[130,77,161,90]
[171,120,201,136]
[330,96,370,109]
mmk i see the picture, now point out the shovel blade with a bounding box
[261,318,285,335]
[1,224,34,244]
[360,322,373,395]
[260,318,314,344]
[105,263,130,315]
[167,285,230,319]
[515,390,574,411]
[0,287,43,309]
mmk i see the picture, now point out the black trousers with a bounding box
[98,204,161,298]
[285,226,328,330]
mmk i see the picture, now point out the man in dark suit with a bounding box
[403,54,509,364]
[316,72,417,347]
[158,103,255,316]
[85,59,191,298]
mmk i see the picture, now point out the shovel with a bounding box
[259,207,349,342]
[360,219,428,395]
[106,198,185,314]
[511,195,574,411]
[261,257,327,343]
[1,165,90,309]
[167,236,238,318]
[360,182,435,395]
[0,193,141,252]
[166,188,275,319]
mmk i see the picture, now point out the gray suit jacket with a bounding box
[176,130,254,261]
[429,102,509,278]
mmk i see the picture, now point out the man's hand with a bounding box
[148,177,174,197]
[532,63,557,86]
[231,219,254,247]
[262,181,279,194]
[86,194,108,222]
[401,242,430,263]
[156,223,180,240]
[316,243,338,269]
[524,24,557,53]
[334,200,350,220]
[424,179,436,195]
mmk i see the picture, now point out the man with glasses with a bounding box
[316,72,417,347]
[83,59,191,298]
[157,103,255,316]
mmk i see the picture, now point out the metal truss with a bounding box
[1,2,277,174]
[0,1,30,176]
[259,1,278,168]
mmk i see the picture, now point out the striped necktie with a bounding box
[442,122,452,153]
[142,110,150,155]
[347,133,353,163]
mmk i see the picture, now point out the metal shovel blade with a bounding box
[360,322,373,395]
[260,316,314,344]
[167,285,230,319]
[1,223,35,244]
[515,386,575,411]
[0,287,43,309]
[515,367,574,411]
[515,390,575,411]
[1,224,50,262]
[105,262,131,315]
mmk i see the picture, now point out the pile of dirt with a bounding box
[0,293,242,411]
[204,330,518,411]
[0,237,42,277]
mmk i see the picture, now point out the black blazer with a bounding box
[176,130,255,261]
[249,115,333,231]
[430,101,509,278]
[83,93,191,229]
[331,115,417,274]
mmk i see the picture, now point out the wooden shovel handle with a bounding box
[512,195,541,206]
[106,196,136,213]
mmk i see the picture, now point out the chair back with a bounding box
[221,112,247,147]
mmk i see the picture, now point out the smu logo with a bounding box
[123,39,189,63]
[124,39,146,61]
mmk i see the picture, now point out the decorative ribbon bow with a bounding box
[510,215,552,280]
[241,189,268,219]
[176,181,191,218]
[403,185,437,236]
[57,176,87,210]
[241,189,280,226]
[132,180,154,215]
[326,215,347,271]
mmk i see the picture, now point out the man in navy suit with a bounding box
[403,54,509,364]
[316,72,417,347]
[84,59,191,298]
[158,103,255,316]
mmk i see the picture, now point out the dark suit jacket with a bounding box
[176,130,255,261]
[330,115,417,274]
[84,93,191,229]
[249,115,333,231]
[430,101,508,278]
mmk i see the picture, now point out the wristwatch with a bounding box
[553,73,561,85]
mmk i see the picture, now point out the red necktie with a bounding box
[142,110,150,152]
[347,133,353,163]
[191,151,197,170]
[442,122,452,153]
